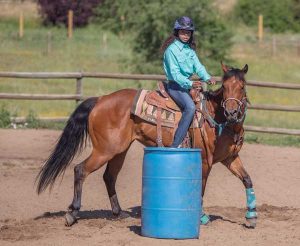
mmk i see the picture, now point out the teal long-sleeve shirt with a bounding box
[163,39,211,89]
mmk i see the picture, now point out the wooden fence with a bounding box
[0,72,300,136]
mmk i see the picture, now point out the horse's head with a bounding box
[220,62,248,123]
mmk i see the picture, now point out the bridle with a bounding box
[201,82,248,136]
[222,96,248,123]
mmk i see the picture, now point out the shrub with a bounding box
[37,0,103,27]
[26,110,41,129]
[0,105,11,128]
[94,0,232,74]
[293,0,300,23]
[235,0,300,32]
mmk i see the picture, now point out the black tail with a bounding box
[36,97,98,194]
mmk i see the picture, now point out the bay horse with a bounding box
[36,63,257,228]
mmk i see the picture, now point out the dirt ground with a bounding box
[0,129,299,246]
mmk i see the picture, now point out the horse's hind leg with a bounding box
[103,150,129,218]
[65,150,113,226]
[222,155,257,228]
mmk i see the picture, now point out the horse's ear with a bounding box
[242,64,248,74]
[221,61,229,73]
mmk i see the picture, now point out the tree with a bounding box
[235,0,300,32]
[38,0,103,27]
[94,0,232,74]
[293,0,300,24]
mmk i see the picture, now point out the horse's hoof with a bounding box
[65,212,77,227]
[113,211,130,220]
[246,217,257,228]
[119,211,130,219]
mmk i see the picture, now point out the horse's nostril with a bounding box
[228,109,237,116]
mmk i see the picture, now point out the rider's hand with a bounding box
[192,81,202,88]
[207,77,217,85]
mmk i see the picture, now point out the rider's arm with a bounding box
[193,51,211,82]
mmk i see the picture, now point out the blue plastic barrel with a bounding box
[141,147,202,239]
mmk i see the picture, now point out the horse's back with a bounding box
[88,88,138,148]
[91,88,137,112]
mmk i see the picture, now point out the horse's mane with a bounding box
[207,86,223,99]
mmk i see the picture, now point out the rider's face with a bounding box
[178,29,192,43]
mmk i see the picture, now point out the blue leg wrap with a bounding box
[200,213,210,225]
[246,210,257,219]
[246,188,257,219]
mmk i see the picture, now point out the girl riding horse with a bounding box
[161,16,216,147]
[36,62,257,228]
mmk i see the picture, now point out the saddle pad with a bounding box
[131,89,175,128]
[131,89,203,129]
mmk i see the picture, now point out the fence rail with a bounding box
[1,72,300,89]
[1,72,300,136]
[248,104,300,112]
[10,116,300,136]
[0,93,80,100]
[244,125,300,136]
[2,93,300,112]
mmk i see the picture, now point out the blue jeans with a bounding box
[167,81,195,147]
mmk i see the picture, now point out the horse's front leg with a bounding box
[222,155,257,228]
[200,161,212,225]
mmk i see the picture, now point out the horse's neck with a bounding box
[206,89,222,119]
[206,89,244,134]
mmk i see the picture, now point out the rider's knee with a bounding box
[186,103,196,114]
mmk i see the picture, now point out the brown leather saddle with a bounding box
[144,81,204,147]
[145,82,180,112]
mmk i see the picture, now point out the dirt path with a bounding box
[0,129,299,245]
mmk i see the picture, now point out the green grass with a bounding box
[0,17,299,146]
[0,18,145,116]
[245,132,300,147]
[227,25,300,134]
[230,24,300,83]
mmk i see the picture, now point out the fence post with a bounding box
[68,10,73,39]
[19,11,24,38]
[258,14,263,42]
[76,77,83,104]
[272,36,276,57]
[103,33,107,51]
[120,15,125,39]
[47,31,52,55]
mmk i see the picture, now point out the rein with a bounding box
[202,94,227,136]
